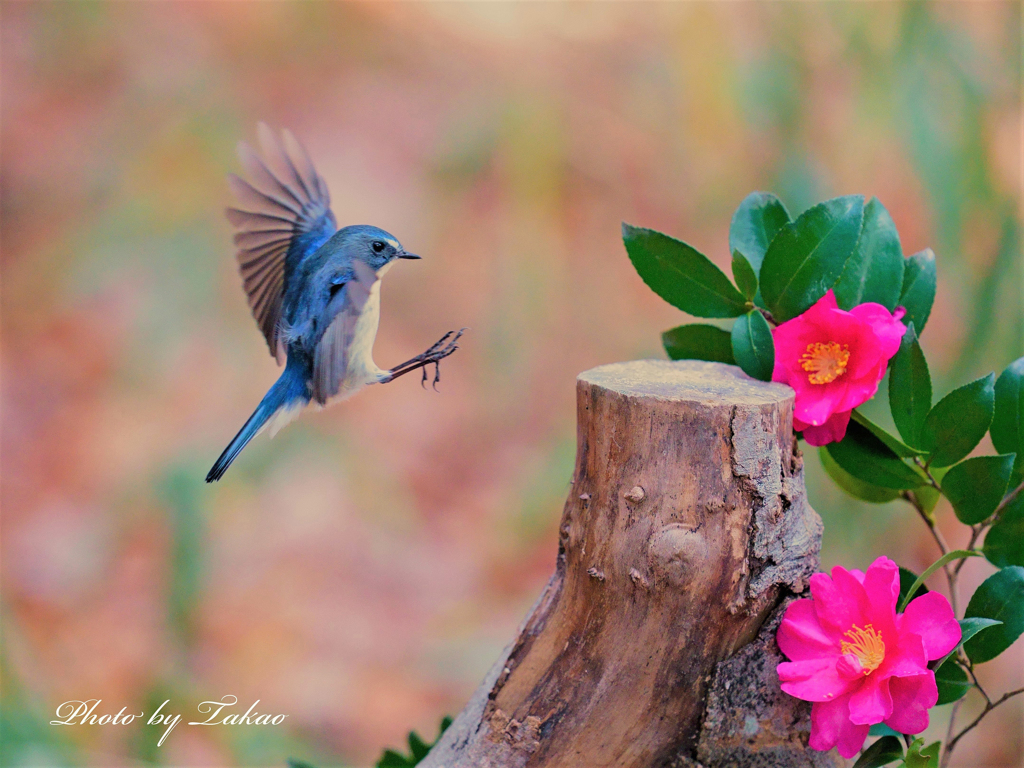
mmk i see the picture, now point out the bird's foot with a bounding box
[381,328,466,389]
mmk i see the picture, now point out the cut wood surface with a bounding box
[422,360,836,768]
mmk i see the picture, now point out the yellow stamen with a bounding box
[840,623,885,674]
[800,342,850,384]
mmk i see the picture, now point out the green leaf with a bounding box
[731,310,774,381]
[851,410,923,458]
[921,374,996,468]
[889,322,931,449]
[820,448,901,503]
[729,192,791,275]
[826,420,926,490]
[934,659,970,705]
[662,324,735,364]
[898,550,981,612]
[904,740,940,768]
[852,736,904,768]
[913,485,941,517]
[376,750,412,768]
[375,717,452,768]
[904,739,940,768]
[992,358,1024,481]
[984,493,1024,568]
[932,618,1004,673]
[942,455,1015,525]
[731,250,758,300]
[869,723,905,738]
[623,224,748,317]
[833,197,905,311]
[760,195,865,322]
[408,732,430,762]
[964,566,1024,663]
[287,761,319,768]
[898,249,937,334]
[898,567,929,608]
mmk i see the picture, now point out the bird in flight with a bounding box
[206,124,463,482]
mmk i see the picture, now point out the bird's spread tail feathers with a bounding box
[206,364,308,482]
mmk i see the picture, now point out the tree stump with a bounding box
[422,360,837,768]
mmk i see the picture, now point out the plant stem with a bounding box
[964,658,992,706]
[903,491,958,615]
[940,698,964,768]
[944,686,1024,762]
[954,526,982,576]
[991,479,1024,519]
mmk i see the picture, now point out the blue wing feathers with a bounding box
[226,123,337,361]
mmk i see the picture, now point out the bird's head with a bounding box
[341,225,420,274]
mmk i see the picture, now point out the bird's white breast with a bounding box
[337,277,385,397]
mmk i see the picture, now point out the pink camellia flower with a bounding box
[776,556,960,759]
[772,290,906,446]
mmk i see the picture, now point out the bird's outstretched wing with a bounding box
[227,123,337,362]
[311,261,376,405]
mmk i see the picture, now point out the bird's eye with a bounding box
[372,241,386,253]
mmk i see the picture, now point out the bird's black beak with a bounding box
[398,251,421,260]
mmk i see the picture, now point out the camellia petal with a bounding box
[796,411,851,447]
[848,673,893,725]
[778,657,859,702]
[900,592,962,660]
[860,558,900,639]
[771,290,906,446]
[809,570,865,636]
[808,696,850,754]
[884,673,938,735]
[777,599,837,661]
[777,556,956,756]
[810,695,871,759]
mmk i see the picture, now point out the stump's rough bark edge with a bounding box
[421,361,834,768]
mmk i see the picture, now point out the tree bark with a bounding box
[422,360,837,768]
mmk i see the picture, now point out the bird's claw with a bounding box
[388,328,466,389]
[419,329,464,391]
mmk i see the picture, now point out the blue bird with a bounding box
[206,124,463,482]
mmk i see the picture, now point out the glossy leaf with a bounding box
[932,618,1003,672]
[934,659,970,705]
[992,358,1024,482]
[408,732,430,762]
[760,195,865,322]
[852,736,904,768]
[983,493,1024,568]
[731,250,758,300]
[731,310,774,381]
[375,716,452,768]
[851,409,922,458]
[623,224,748,317]
[820,448,900,503]
[899,550,980,612]
[826,420,925,490]
[942,454,1015,525]
[869,723,904,738]
[889,322,931,449]
[904,739,940,768]
[898,567,928,609]
[728,192,791,274]
[921,373,996,468]
[964,566,1024,663]
[662,324,735,365]
[914,484,941,517]
[960,617,1002,649]
[898,249,937,334]
[833,197,904,310]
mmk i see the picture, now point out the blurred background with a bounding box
[2,3,1021,766]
